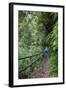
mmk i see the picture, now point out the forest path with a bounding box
[31,56,49,78]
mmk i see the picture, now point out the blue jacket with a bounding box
[44,47,48,54]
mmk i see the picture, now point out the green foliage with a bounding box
[47,22,58,51]
[18,11,58,78]
[47,22,58,77]
[48,55,58,77]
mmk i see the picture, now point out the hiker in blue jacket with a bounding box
[44,46,49,56]
[40,46,49,60]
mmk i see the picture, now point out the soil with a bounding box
[31,56,49,78]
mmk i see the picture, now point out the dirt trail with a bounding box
[31,56,49,78]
